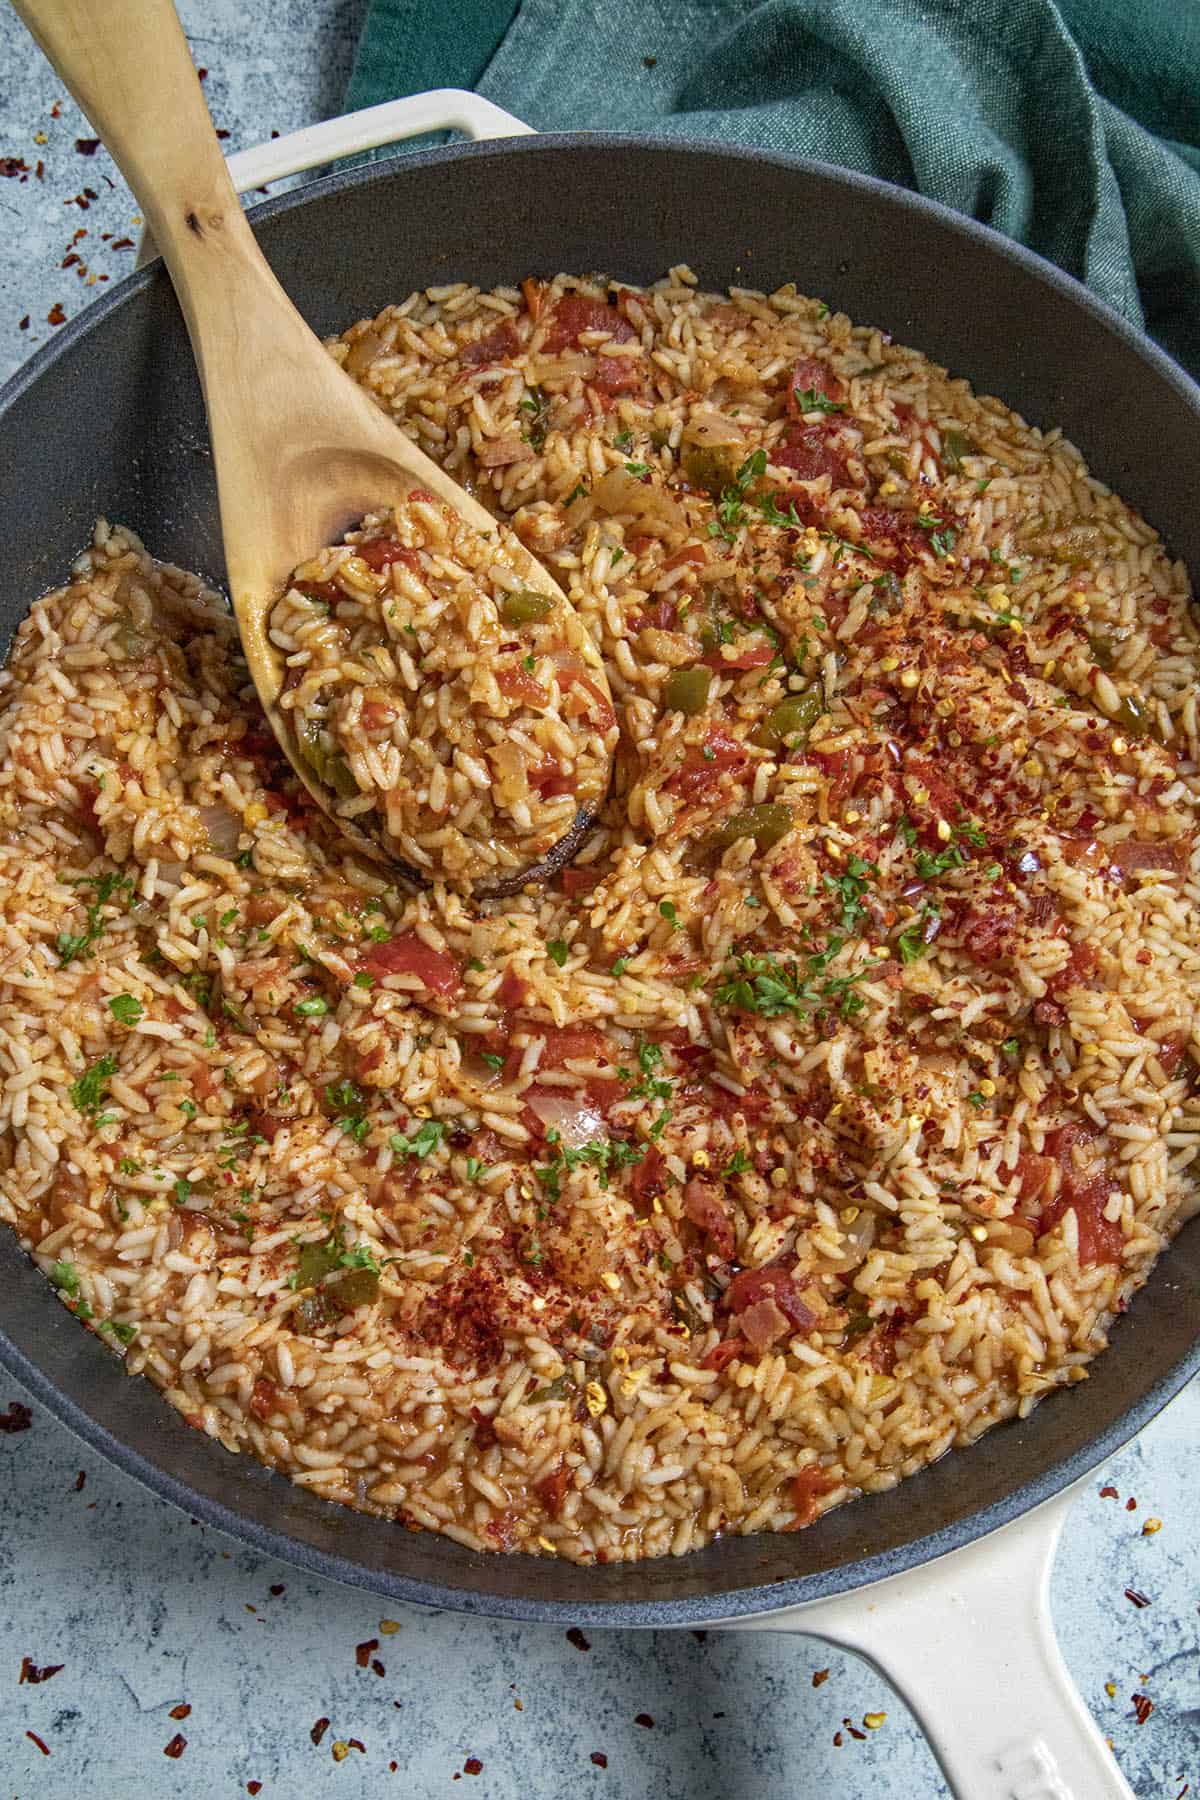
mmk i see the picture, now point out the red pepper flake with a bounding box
[566,1627,591,1652]
[169,1702,192,1720]
[590,1752,608,1768]
[1131,1693,1154,1725]
[355,1637,379,1668]
[1125,1496,1138,1511]
[75,138,100,155]
[163,1733,187,1759]
[247,1785,262,1796]
[842,1717,866,1741]
[215,128,231,141]
[464,1758,483,1776]
[371,1660,385,1678]
[812,1668,830,1687]
[110,237,135,251]
[310,1717,330,1746]
[74,1470,86,1491]
[634,1713,654,1728]
[19,1656,64,1685]
[18,315,30,331]
[47,303,66,327]
[197,67,208,79]
[833,1731,844,1748]
[1124,1588,1151,1609]
[0,1400,32,1432]
[25,1730,50,1756]
[1099,1485,1119,1499]
[269,1583,285,1596]
[0,158,29,179]
[390,1763,398,1774]
[348,1739,366,1755]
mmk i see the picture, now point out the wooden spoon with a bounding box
[13,0,615,896]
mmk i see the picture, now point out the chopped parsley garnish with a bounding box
[294,996,328,1017]
[178,1099,197,1120]
[712,448,767,541]
[823,855,878,934]
[612,428,634,451]
[353,971,374,989]
[118,1157,141,1175]
[930,525,958,559]
[49,1260,79,1296]
[956,820,988,848]
[481,1051,504,1072]
[465,1158,490,1183]
[714,939,881,1022]
[99,1318,137,1345]
[535,1128,645,1200]
[518,385,551,451]
[546,938,569,968]
[722,1148,752,1176]
[624,461,652,477]
[564,480,590,505]
[622,1039,673,1105]
[57,871,134,966]
[896,930,926,964]
[966,1091,986,1109]
[326,1078,370,1142]
[914,845,968,880]
[389,1118,446,1161]
[658,900,680,929]
[896,816,918,848]
[611,957,630,977]
[173,1178,192,1206]
[467,957,485,973]
[70,1054,117,1116]
[793,386,843,414]
[108,993,143,1026]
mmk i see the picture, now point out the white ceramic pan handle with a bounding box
[735,1487,1132,1800]
[225,89,535,195]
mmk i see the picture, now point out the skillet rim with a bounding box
[1,130,1198,1624]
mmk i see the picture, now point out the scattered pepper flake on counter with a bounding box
[464,1758,483,1776]
[25,1730,50,1756]
[310,1717,331,1747]
[163,1733,187,1759]
[46,302,66,327]
[1143,1516,1163,1535]
[634,1713,654,1728]
[354,1637,379,1669]
[0,1400,32,1433]
[863,1712,887,1729]
[73,1469,86,1491]
[19,1657,64,1685]
[1126,1496,1138,1512]
[269,1582,285,1596]
[1100,1485,1119,1500]
[812,1668,830,1687]
[379,1618,401,1635]
[1124,1588,1151,1608]
[1131,1693,1154,1725]
[1105,1681,1117,1698]
[566,1627,591,1652]
[590,1752,609,1768]
[169,1702,192,1720]
[74,137,100,155]
[246,1784,262,1796]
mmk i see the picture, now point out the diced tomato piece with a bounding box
[861,1310,909,1375]
[497,967,531,1010]
[773,423,849,486]
[905,757,959,821]
[356,1044,385,1079]
[593,356,643,395]
[1109,838,1188,878]
[360,700,398,732]
[682,1178,735,1258]
[701,639,774,673]
[295,578,344,603]
[558,667,616,733]
[1152,1033,1185,1074]
[543,294,634,352]
[1040,1174,1124,1265]
[538,1024,613,1070]
[496,664,549,708]
[701,1336,746,1372]
[661,544,707,573]
[460,318,521,366]
[528,758,572,799]
[357,536,421,573]
[561,866,601,897]
[1012,1151,1056,1205]
[521,277,545,322]
[958,906,1014,967]
[643,597,679,630]
[629,1143,666,1206]
[536,1463,571,1516]
[359,931,462,999]
[249,1378,280,1420]
[1047,940,1098,993]
[724,1264,815,1330]
[787,356,844,414]
[667,727,752,798]
[811,747,855,809]
[786,1465,836,1529]
[188,1060,218,1102]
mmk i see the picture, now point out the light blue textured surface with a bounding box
[0,6,1196,1795]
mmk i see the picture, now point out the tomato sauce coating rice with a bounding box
[1,266,1197,1561]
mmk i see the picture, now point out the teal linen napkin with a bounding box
[345,0,1200,380]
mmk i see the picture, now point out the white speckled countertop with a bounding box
[0,5,1197,1795]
